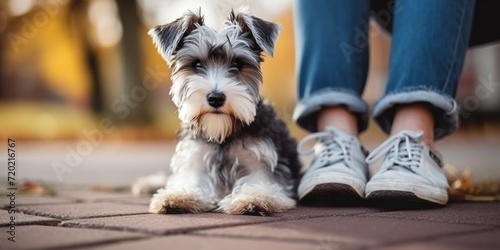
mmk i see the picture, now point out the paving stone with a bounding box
[274,205,383,220]
[371,230,500,250]
[371,242,478,250]
[74,235,315,250]
[61,212,276,235]
[434,229,500,249]
[57,190,153,206]
[18,202,148,220]
[57,190,141,202]
[99,196,152,206]
[363,202,500,227]
[59,206,381,236]
[0,209,58,226]
[195,216,491,247]
[0,195,78,208]
[0,225,146,250]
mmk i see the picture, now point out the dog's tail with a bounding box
[131,171,167,196]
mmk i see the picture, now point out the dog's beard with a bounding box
[197,113,234,143]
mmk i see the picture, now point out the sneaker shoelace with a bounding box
[366,131,424,170]
[297,128,353,168]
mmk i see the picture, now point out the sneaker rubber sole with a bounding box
[300,183,364,205]
[365,181,448,205]
[367,190,433,203]
[365,190,447,209]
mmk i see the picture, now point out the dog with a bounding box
[136,7,301,216]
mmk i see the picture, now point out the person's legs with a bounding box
[293,0,370,134]
[293,0,371,202]
[367,0,475,205]
[374,0,475,140]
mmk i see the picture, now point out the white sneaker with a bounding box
[297,126,368,201]
[365,130,449,205]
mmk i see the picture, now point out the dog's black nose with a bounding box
[207,92,226,108]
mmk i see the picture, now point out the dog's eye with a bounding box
[230,59,243,71]
[192,61,204,72]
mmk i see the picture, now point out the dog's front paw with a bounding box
[218,183,295,216]
[149,188,216,214]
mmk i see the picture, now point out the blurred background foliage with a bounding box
[0,0,301,141]
[0,0,499,142]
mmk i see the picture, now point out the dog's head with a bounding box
[149,7,280,143]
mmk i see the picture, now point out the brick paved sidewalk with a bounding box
[1,190,499,250]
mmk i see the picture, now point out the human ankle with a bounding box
[317,106,358,137]
[390,103,435,149]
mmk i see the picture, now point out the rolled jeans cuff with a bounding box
[293,89,369,133]
[373,90,459,140]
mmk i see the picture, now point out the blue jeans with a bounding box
[293,0,475,139]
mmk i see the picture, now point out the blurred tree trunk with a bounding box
[116,0,150,123]
[0,32,3,99]
[0,4,7,99]
[68,0,104,112]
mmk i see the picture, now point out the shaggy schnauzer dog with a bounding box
[142,8,300,215]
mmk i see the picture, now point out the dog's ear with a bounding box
[148,10,204,65]
[230,8,281,57]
